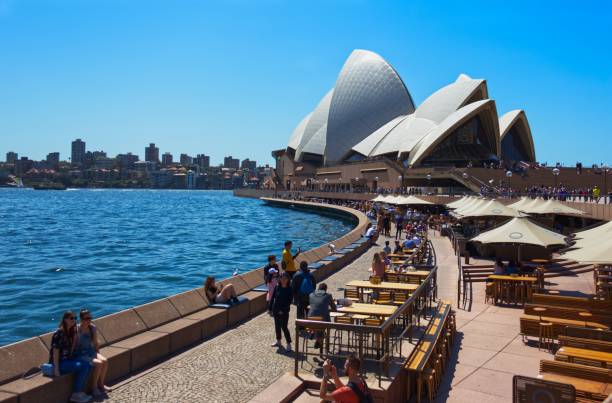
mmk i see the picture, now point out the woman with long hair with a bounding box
[204,276,238,304]
[268,272,293,352]
[49,311,92,403]
[371,252,385,278]
[76,309,111,398]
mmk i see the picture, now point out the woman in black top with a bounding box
[50,311,93,403]
[269,272,293,352]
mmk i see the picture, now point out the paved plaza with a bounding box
[106,231,596,402]
[106,244,380,403]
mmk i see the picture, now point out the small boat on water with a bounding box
[32,182,67,190]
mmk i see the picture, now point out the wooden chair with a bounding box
[373,291,392,305]
[344,288,360,303]
[386,273,399,283]
[364,317,383,358]
[331,315,354,353]
[300,315,324,368]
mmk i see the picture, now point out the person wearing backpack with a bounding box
[319,355,373,403]
[291,261,316,319]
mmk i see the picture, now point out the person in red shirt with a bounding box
[319,355,372,402]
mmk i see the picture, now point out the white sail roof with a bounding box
[408,99,500,166]
[325,49,415,164]
[295,89,334,160]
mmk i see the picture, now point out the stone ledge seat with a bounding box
[308,262,326,270]
[0,337,74,403]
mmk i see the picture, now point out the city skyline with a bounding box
[5,138,258,169]
[0,1,611,166]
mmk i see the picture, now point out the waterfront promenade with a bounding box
[105,230,596,402]
[106,239,380,402]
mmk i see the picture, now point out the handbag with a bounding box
[40,363,55,377]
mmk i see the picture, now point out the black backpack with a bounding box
[347,379,373,403]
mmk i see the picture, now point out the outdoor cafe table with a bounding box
[556,346,612,368]
[337,302,397,318]
[346,280,419,292]
[488,275,538,305]
[346,280,418,300]
[388,251,415,259]
[385,270,430,283]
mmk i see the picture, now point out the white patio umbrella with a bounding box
[446,196,472,209]
[507,197,537,210]
[371,194,391,203]
[458,200,522,219]
[567,221,612,250]
[452,198,489,216]
[395,195,434,205]
[521,199,586,216]
[471,217,567,260]
[561,238,612,264]
[573,220,612,241]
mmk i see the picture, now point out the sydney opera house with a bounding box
[272,49,537,191]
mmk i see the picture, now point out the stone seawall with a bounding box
[0,197,371,403]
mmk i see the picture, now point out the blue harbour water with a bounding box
[0,189,355,346]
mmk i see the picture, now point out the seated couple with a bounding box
[49,309,111,403]
[204,276,240,304]
[493,258,526,275]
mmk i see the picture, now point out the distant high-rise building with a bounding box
[180,153,193,166]
[71,139,86,165]
[223,156,239,170]
[161,152,173,166]
[195,154,210,169]
[187,170,195,189]
[117,153,139,170]
[46,152,60,170]
[15,157,33,175]
[6,152,17,164]
[145,143,159,163]
[241,158,257,172]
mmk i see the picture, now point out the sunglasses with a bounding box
[67,316,76,320]
[81,317,92,321]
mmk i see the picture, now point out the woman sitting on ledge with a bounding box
[204,276,239,304]
[76,309,111,398]
[50,311,92,403]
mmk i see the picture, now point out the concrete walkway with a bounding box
[106,243,381,403]
[432,234,596,402]
[107,231,596,402]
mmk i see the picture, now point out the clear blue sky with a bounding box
[1,0,610,166]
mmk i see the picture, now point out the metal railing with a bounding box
[293,242,438,386]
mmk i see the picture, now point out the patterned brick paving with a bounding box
[107,242,380,403]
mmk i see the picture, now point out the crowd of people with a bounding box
[481,183,610,203]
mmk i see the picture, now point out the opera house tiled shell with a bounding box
[286,49,536,167]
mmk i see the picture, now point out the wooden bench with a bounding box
[559,336,612,354]
[521,316,609,340]
[555,346,612,368]
[565,327,612,342]
[532,294,612,315]
[539,360,611,401]
[524,304,612,328]
[404,301,454,403]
